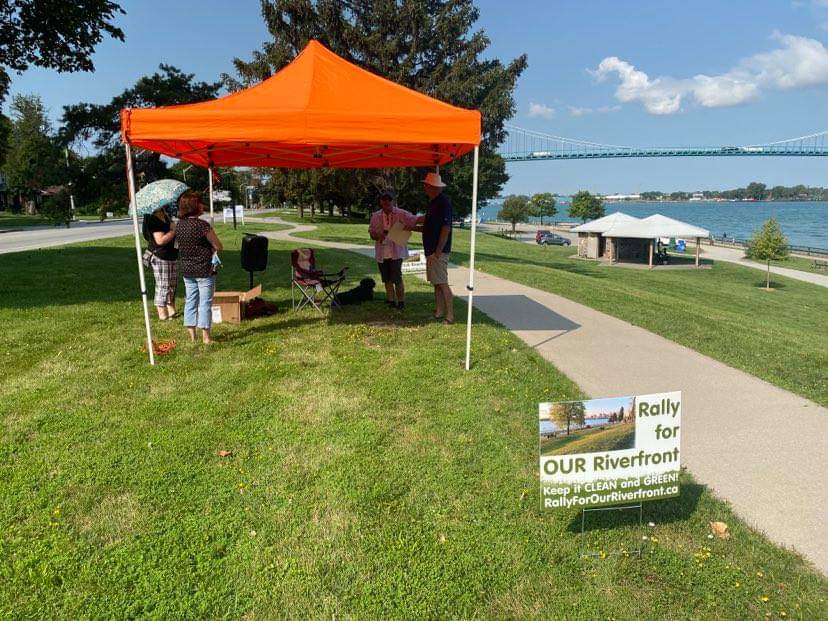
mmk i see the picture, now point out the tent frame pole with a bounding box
[464,145,480,371]
[208,166,215,225]
[125,144,156,366]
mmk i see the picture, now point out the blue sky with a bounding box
[5,0,828,194]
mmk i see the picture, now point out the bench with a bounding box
[812,259,828,272]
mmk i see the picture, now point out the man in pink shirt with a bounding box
[368,189,418,309]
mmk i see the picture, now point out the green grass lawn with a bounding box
[0,212,50,228]
[1,223,826,618]
[766,254,828,275]
[293,221,828,406]
[541,423,636,456]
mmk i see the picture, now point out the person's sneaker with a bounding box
[397,301,405,310]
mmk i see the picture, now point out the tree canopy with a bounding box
[549,401,586,435]
[0,1,124,103]
[227,0,527,216]
[529,192,556,225]
[497,194,532,232]
[3,94,64,211]
[568,190,604,222]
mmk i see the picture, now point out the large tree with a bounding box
[746,218,789,290]
[227,0,527,217]
[529,192,556,225]
[0,0,121,178]
[549,401,586,436]
[3,93,64,212]
[568,190,604,222]
[745,181,767,201]
[497,194,531,233]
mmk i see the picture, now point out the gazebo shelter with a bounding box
[603,214,711,268]
[570,212,641,260]
[120,40,482,366]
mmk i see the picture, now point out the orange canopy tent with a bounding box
[121,40,482,367]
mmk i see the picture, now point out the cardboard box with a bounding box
[211,284,262,324]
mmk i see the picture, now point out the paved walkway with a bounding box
[263,217,828,574]
[699,244,828,287]
[0,220,134,255]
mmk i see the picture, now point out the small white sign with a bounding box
[222,205,244,224]
[211,305,223,324]
[212,190,232,203]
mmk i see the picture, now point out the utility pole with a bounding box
[65,149,76,225]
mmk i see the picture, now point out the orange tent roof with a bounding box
[120,40,481,169]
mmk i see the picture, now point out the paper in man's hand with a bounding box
[387,221,411,245]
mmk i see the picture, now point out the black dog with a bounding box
[334,277,376,306]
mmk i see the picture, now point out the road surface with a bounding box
[0,220,134,255]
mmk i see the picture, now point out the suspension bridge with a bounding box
[500,125,828,161]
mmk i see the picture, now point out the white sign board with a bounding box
[222,205,244,224]
[539,391,681,510]
[212,190,232,203]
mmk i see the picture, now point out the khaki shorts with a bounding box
[426,253,449,285]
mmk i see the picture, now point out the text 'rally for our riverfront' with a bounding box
[539,392,682,510]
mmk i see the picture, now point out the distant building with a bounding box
[603,193,642,201]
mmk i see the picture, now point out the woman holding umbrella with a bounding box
[134,179,189,321]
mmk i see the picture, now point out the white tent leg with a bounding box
[208,166,215,225]
[464,145,480,371]
[125,144,156,366]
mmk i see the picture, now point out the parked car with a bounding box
[538,233,571,246]
[535,229,551,243]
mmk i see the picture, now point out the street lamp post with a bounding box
[65,149,75,225]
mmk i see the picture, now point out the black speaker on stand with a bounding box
[241,233,269,289]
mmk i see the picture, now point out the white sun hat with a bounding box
[422,172,446,187]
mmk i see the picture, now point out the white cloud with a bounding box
[592,33,828,115]
[528,101,555,119]
[744,32,828,88]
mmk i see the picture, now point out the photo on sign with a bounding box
[539,396,636,456]
[539,391,681,510]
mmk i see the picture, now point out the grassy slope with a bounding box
[1,224,826,619]
[293,221,828,406]
[542,424,636,456]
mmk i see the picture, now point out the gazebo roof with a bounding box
[570,211,640,233]
[604,214,710,239]
[120,40,481,169]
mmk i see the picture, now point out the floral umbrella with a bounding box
[131,179,189,218]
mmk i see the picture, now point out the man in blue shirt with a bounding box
[418,172,454,323]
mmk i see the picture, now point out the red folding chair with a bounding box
[291,248,347,313]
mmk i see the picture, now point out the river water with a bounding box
[480,200,828,249]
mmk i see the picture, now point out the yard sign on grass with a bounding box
[539,391,681,510]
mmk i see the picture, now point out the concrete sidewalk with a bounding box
[263,217,828,574]
[699,244,828,287]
